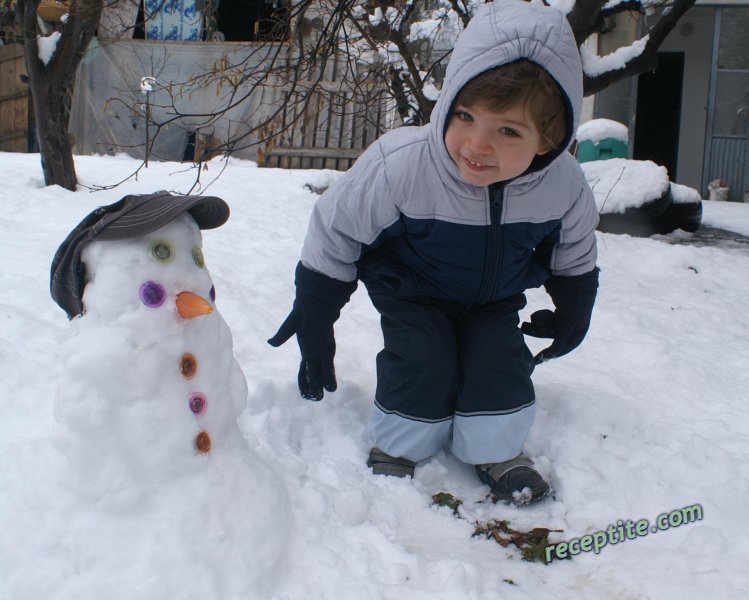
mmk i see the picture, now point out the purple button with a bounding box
[139,281,166,308]
[189,393,207,417]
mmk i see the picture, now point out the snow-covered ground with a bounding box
[1,152,748,600]
[702,199,749,237]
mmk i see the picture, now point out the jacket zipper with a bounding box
[477,183,505,304]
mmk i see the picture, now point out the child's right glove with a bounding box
[267,262,357,400]
[521,268,599,364]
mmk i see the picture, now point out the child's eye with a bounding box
[500,127,520,137]
[455,110,473,122]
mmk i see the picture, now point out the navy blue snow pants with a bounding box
[365,285,536,465]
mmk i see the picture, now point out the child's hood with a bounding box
[428,0,583,192]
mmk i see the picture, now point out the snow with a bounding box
[577,118,629,144]
[580,35,650,78]
[369,7,385,27]
[702,198,749,236]
[2,152,749,599]
[422,81,441,102]
[409,17,444,42]
[670,182,702,205]
[37,31,61,66]
[581,158,670,213]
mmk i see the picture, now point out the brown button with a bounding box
[180,353,197,379]
[195,431,211,453]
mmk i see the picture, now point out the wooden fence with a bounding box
[0,44,30,153]
[260,40,393,171]
[261,84,390,171]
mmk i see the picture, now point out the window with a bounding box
[213,0,289,42]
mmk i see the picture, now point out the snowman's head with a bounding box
[80,213,217,324]
[51,192,229,319]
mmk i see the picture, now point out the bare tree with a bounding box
[16,0,102,190]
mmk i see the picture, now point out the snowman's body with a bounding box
[53,213,289,596]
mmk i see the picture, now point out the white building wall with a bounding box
[657,7,715,192]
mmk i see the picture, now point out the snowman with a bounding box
[49,192,289,596]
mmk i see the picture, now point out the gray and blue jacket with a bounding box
[300,0,598,305]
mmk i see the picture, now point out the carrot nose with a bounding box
[176,292,213,319]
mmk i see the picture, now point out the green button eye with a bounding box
[150,241,173,263]
[192,246,205,268]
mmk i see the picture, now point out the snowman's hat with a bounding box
[50,191,230,319]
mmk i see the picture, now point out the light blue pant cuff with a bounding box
[451,402,536,464]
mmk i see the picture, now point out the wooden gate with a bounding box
[0,44,30,153]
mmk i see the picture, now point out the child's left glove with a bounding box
[268,262,357,400]
[521,268,599,363]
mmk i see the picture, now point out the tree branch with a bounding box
[601,0,645,18]
[583,0,698,95]
[45,0,101,92]
[567,0,609,46]
[449,0,471,28]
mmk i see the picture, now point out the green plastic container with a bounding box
[577,138,628,163]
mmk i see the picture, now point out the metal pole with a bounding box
[701,8,721,197]
[145,90,150,167]
[141,76,156,167]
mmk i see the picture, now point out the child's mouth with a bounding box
[462,156,493,172]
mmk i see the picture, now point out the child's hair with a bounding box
[454,60,569,152]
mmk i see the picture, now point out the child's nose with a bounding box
[468,132,493,154]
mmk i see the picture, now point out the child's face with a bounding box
[445,101,550,186]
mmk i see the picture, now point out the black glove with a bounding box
[521,268,599,364]
[268,262,357,400]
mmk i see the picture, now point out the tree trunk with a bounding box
[18,0,102,191]
[33,79,78,190]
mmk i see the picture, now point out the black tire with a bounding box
[657,201,703,233]
[597,188,672,237]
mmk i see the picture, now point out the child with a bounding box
[268,0,599,505]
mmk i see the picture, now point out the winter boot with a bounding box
[475,455,550,506]
[367,447,416,478]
